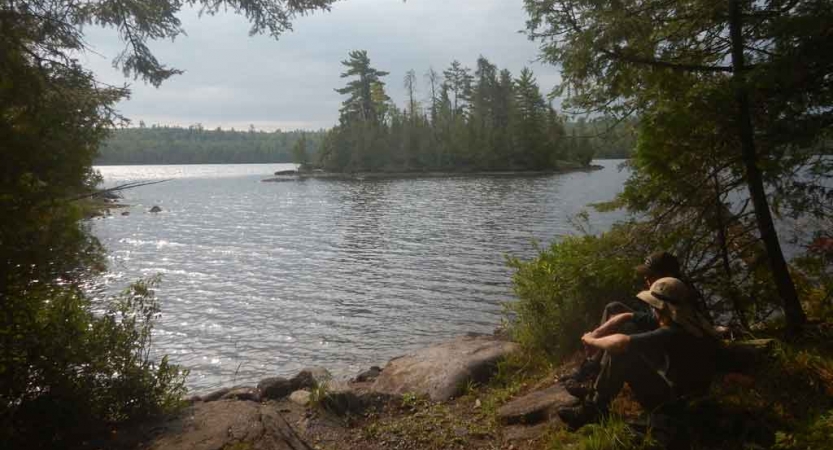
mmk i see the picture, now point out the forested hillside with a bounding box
[97,125,326,164]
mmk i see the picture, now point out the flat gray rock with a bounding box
[143,400,312,450]
[497,384,578,425]
[289,390,311,406]
[371,334,520,401]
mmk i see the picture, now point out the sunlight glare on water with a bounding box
[90,161,630,392]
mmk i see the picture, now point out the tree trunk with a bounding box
[728,0,806,333]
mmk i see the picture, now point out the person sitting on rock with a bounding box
[557,277,719,430]
[561,251,689,387]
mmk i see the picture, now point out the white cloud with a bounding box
[83,0,563,131]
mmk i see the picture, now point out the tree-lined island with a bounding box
[96,53,635,169]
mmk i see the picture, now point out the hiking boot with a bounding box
[562,378,591,399]
[557,401,606,430]
[562,358,601,382]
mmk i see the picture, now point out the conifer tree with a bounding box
[514,68,549,167]
[335,50,390,125]
[291,133,309,168]
[443,60,474,119]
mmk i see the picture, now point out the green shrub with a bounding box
[508,223,649,359]
[0,276,188,448]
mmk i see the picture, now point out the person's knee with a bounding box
[604,301,631,316]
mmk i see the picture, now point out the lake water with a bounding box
[90,161,630,392]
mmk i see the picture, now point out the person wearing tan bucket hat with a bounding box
[560,251,689,386]
[635,277,716,338]
[557,277,719,431]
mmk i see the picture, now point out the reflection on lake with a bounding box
[90,161,629,392]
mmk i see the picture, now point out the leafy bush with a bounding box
[0,276,187,448]
[507,222,652,359]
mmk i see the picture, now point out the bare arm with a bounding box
[592,312,634,338]
[582,333,631,354]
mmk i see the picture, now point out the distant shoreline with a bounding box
[93,159,627,167]
[261,164,604,182]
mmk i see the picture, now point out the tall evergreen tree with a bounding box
[443,60,474,119]
[514,68,549,167]
[335,50,390,125]
[469,56,499,165]
[291,133,309,167]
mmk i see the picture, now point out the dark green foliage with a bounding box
[97,125,325,164]
[318,52,596,173]
[2,0,336,447]
[292,133,310,167]
[564,118,636,160]
[508,222,655,359]
[524,0,833,331]
[2,278,188,448]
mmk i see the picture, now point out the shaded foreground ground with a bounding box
[84,324,833,450]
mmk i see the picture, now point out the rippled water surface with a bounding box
[91,161,629,392]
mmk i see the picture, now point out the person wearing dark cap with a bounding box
[561,251,686,385]
[557,277,719,432]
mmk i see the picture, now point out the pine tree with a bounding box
[335,50,390,125]
[514,68,549,168]
[443,60,474,120]
[291,133,309,168]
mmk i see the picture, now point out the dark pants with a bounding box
[588,302,645,363]
[600,301,635,324]
[592,347,675,412]
[591,302,675,412]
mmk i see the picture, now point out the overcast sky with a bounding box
[83,0,562,131]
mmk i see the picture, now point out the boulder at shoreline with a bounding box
[371,333,520,401]
[140,400,312,450]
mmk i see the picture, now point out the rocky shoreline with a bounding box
[92,333,528,450]
[191,333,519,407]
[83,333,802,450]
